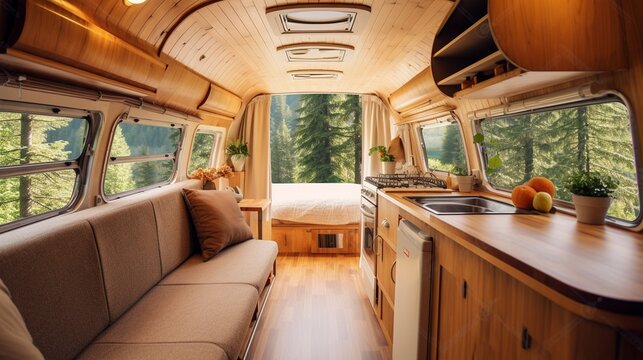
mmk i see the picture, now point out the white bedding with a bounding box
[271,183,361,225]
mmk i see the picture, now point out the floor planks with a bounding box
[247,255,391,360]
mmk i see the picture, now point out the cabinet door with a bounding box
[270,227,310,254]
[377,196,399,248]
[379,287,395,345]
[377,237,396,304]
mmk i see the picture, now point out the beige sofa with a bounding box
[0,180,277,360]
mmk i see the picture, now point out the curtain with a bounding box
[395,123,413,164]
[236,95,271,199]
[362,95,393,178]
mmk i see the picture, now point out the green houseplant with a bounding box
[369,145,396,174]
[564,171,618,224]
[453,166,473,193]
[226,139,249,171]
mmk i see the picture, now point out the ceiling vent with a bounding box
[288,70,343,80]
[266,4,371,34]
[278,43,354,62]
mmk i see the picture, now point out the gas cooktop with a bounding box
[364,174,447,189]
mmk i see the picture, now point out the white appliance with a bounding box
[359,181,378,310]
[393,219,433,360]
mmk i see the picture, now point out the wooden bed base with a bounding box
[270,223,360,255]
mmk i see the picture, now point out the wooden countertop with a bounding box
[380,190,643,319]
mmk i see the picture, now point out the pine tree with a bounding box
[338,94,362,183]
[294,94,345,183]
[271,119,295,183]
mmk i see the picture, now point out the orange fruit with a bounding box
[527,177,556,197]
[512,185,537,209]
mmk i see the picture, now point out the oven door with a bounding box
[360,200,377,272]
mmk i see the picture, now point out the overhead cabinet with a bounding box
[430,0,627,99]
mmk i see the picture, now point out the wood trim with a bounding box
[156,0,223,56]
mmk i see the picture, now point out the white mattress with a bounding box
[271,183,361,225]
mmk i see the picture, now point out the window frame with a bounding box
[102,113,185,200]
[415,115,470,174]
[473,93,641,227]
[0,100,101,232]
[186,126,225,176]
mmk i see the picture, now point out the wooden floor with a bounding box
[247,255,391,360]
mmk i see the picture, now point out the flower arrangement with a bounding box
[188,164,234,184]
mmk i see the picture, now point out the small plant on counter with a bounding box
[368,145,395,162]
[564,171,618,197]
[564,171,618,225]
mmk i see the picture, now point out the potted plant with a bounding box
[564,171,618,224]
[453,166,473,192]
[369,145,396,174]
[226,139,249,171]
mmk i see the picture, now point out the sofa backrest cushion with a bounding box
[0,278,44,360]
[182,189,253,260]
[150,181,201,277]
[0,218,109,360]
[87,201,162,322]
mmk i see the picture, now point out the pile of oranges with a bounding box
[511,177,556,212]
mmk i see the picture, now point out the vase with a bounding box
[231,154,246,171]
[456,175,473,192]
[381,161,395,175]
[215,177,229,190]
[572,194,612,224]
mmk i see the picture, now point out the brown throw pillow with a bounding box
[0,278,45,360]
[182,189,254,260]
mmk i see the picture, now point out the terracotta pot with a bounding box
[381,161,395,174]
[456,175,473,192]
[572,194,612,224]
[230,154,246,171]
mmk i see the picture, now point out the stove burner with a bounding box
[365,174,447,189]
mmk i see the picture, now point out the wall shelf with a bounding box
[433,15,491,58]
[437,50,505,86]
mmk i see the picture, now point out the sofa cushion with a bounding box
[149,183,200,277]
[0,278,44,360]
[87,201,162,322]
[161,240,277,294]
[0,218,109,360]
[91,284,258,360]
[182,189,253,260]
[78,343,227,360]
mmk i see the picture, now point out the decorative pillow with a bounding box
[182,189,254,260]
[0,278,44,360]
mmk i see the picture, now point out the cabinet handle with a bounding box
[381,219,390,229]
[375,235,382,257]
[462,280,468,299]
[521,327,532,350]
[391,260,397,284]
[284,235,288,247]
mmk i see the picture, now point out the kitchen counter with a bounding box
[379,190,643,327]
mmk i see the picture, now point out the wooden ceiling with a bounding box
[70,0,454,100]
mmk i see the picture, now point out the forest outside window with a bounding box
[0,103,95,230]
[270,94,362,184]
[187,128,222,174]
[477,96,640,223]
[417,119,468,173]
[104,117,182,198]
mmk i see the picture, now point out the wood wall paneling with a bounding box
[198,83,243,118]
[388,67,446,113]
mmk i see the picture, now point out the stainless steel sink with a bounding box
[404,196,536,215]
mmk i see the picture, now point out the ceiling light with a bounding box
[288,70,343,80]
[266,4,371,34]
[123,0,147,6]
[278,43,354,62]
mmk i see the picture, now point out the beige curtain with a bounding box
[362,95,393,178]
[395,124,413,164]
[236,95,271,199]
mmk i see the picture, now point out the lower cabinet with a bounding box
[378,287,395,344]
[270,227,310,254]
[434,232,620,359]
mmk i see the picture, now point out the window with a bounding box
[477,96,639,223]
[0,102,96,229]
[270,94,362,183]
[104,116,182,197]
[187,128,222,174]
[417,119,468,173]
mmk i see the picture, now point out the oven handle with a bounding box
[360,206,375,219]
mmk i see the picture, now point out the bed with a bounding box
[271,183,361,254]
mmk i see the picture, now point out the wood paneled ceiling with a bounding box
[70,0,454,100]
